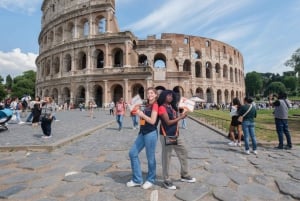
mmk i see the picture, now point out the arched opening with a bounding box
[113,48,123,67]
[138,54,148,66]
[206,62,212,79]
[132,84,145,99]
[223,65,228,79]
[98,17,106,33]
[183,59,191,74]
[53,56,60,74]
[78,51,87,70]
[64,54,72,72]
[206,88,213,103]
[193,50,201,59]
[224,90,229,104]
[230,67,234,82]
[195,88,204,99]
[195,61,202,78]
[96,49,104,68]
[173,86,183,102]
[94,85,103,107]
[62,87,71,104]
[215,63,221,78]
[154,53,166,68]
[52,88,59,103]
[112,84,123,103]
[217,89,222,104]
[76,86,86,106]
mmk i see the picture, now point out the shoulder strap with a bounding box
[242,104,253,117]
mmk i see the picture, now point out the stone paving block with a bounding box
[276,179,300,200]
[0,184,26,199]
[175,183,210,201]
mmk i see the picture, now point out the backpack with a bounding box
[22,99,28,109]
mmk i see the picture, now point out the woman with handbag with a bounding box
[40,96,55,138]
[157,90,196,190]
[127,87,159,190]
[239,97,257,155]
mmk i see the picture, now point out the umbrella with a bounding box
[189,97,205,102]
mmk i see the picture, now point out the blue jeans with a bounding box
[116,115,124,130]
[181,118,187,128]
[41,117,52,136]
[131,115,139,128]
[275,118,292,148]
[242,120,257,151]
[128,130,158,184]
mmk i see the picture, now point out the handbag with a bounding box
[238,104,252,123]
[161,123,178,145]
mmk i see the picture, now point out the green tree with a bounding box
[283,76,298,92]
[285,48,300,74]
[264,82,286,96]
[5,75,13,90]
[11,70,36,98]
[245,71,263,97]
[0,75,3,84]
[0,82,7,100]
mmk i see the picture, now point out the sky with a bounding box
[0,0,299,80]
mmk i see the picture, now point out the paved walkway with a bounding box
[0,110,299,201]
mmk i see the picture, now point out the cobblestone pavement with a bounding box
[0,110,299,201]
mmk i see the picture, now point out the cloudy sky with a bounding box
[0,0,299,80]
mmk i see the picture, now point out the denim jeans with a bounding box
[41,117,52,136]
[275,118,292,148]
[116,115,124,130]
[131,115,139,128]
[128,130,158,184]
[181,118,187,129]
[242,120,257,151]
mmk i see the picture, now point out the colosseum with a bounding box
[36,0,245,108]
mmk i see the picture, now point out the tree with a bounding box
[11,70,36,98]
[245,71,263,97]
[264,82,286,96]
[283,76,298,92]
[285,48,300,74]
[5,75,13,90]
[0,82,7,100]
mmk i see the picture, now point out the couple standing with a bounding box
[126,88,196,190]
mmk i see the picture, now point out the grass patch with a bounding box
[190,108,300,143]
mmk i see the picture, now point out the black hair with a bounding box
[278,92,287,99]
[244,96,253,104]
[232,97,241,106]
[157,90,178,111]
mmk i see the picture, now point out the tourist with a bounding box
[228,97,243,146]
[40,96,55,138]
[269,92,292,149]
[115,97,126,131]
[127,87,159,190]
[109,101,115,116]
[130,105,139,130]
[157,90,196,190]
[10,97,25,124]
[31,96,41,128]
[239,97,257,155]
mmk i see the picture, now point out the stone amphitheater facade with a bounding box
[36,0,245,107]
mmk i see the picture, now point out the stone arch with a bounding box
[76,85,86,106]
[183,59,191,74]
[55,26,63,43]
[46,59,51,76]
[131,84,145,99]
[111,84,123,103]
[66,21,75,41]
[173,86,183,102]
[95,49,104,68]
[78,51,87,70]
[206,61,212,79]
[53,56,60,74]
[96,15,106,33]
[138,54,148,66]
[112,48,123,67]
[44,89,50,97]
[175,59,179,70]
[52,88,59,103]
[223,64,228,79]
[230,67,234,82]
[78,18,89,37]
[154,53,166,68]
[49,31,54,45]
[195,87,204,99]
[195,61,202,78]
[231,90,235,102]
[229,57,233,65]
[224,90,229,104]
[64,54,72,72]
[217,89,222,104]
[215,63,221,78]
[93,85,103,107]
[206,88,214,103]
[62,87,71,104]
[235,68,238,83]
[193,50,201,59]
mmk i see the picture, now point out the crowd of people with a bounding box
[0,90,294,191]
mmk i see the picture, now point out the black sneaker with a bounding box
[285,145,292,150]
[163,181,176,190]
[181,176,196,183]
[274,146,284,149]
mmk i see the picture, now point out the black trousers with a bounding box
[41,117,52,136]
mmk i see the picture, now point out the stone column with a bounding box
[103,80,108,106]
[105,43,110,67]
[124,41,130,67]
[124,79,129,103]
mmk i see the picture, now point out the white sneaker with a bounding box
[237,142,242,147]
[245,150,250,155]
[18,121,25,124]
[126,180,141,187]
[42,135,52,139]
[253,150,257,155]
[228,141,237,146]
[142,181,153,189]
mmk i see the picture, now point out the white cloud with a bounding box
[0,0,41,15]
[0,48,37,79]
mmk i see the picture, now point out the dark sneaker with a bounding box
[163,181,176,190]
[274,146,284,149]
[181,176,196,183]
[285,145,292,150]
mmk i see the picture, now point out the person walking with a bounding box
[157,90,196,190]
[109,101,115,116]
[239,97,257,155]
[115,97,126,131]
[40,96,55,138]
[130,106,139,130]
[10,97,25,124]
[228,97,243,147]
[269,92,293,149]
[127,87,159,190]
